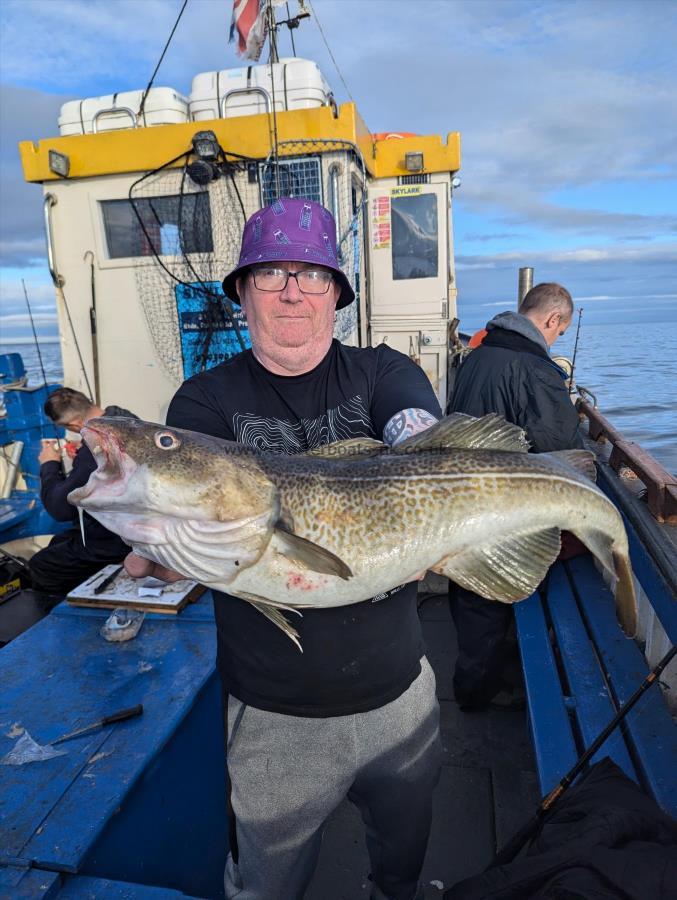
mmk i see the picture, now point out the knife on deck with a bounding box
[93,565,124,595]
[51,704,144,745]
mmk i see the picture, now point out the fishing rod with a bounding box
[489,643,677,868]
[22,279,61,449]
[568,307,583,395]
[22,279,49,391]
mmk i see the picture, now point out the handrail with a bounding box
[221,87,272,117]
[43,194,64,287]
[92,106,138,133]
[577,398,677,523]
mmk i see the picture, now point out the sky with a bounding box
[1,0,676,346]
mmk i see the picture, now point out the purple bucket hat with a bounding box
[221,197,355,310]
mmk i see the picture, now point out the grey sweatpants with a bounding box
[224,656,442,900]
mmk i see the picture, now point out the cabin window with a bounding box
[101,193,214,259]
[259,157,322,206]
[391,193,438,280]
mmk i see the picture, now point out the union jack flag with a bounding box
[230,0,277,61]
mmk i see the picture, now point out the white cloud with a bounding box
[577,293,677,301]
[0,0,675,288]
[0,278,55,302]
[0,312,58,325]
[456,241,677,269]
[0,335,61,344]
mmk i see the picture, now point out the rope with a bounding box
[58,282,95,402]
[306,1,375,146]
[0,376,29,392]
[307,1,357,107]
[577,385,598,407]
[137,0,189,120]
[127,145,249,363]
[286,2,297,55]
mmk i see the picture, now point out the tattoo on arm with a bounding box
[383,408,439,446]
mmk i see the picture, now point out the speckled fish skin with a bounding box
[243,448,634,618]
[68,416,637,645]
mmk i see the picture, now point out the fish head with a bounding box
[68,417,277,527]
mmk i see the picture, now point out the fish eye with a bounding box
[155,430,181,450]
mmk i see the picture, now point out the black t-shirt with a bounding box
[166,340,442,716]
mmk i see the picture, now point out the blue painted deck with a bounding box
[517,554,677,816]
[0,591,227,899]
[1,582,541,899]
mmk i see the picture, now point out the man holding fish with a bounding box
[72,199,636,900]
[127,198,446,900]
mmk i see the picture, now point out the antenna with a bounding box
[278,1,311,55]
[569,307,584,395]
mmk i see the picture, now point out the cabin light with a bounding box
[187,160,220,186]
[451,176,461,189]
[404,151,424,172]
[48,150,70,178]
[192,130,220,161]
[188,130,222,185]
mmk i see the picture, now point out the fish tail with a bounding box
[571,525,638,637]
[571,526,616,578]
[613,549,638,637]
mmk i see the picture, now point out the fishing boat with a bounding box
[1,3,675,898]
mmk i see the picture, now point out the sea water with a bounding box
[1,325,675,474]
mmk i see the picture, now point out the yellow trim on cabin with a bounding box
[20,102,461,183]
[370,132,461,179]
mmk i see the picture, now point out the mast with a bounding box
[267,0,279,63]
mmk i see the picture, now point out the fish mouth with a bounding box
[71,423,135,503]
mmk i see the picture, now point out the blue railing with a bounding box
[0,352,69,542]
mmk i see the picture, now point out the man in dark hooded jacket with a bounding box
[30,387,136,594]
[449,283,582,709]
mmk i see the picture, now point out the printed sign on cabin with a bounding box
[175,281,251,378]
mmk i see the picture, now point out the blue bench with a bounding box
[515,531,677,817]
[0,591,227,898]
[0,866,205,899]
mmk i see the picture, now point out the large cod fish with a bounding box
[69,414,637,649]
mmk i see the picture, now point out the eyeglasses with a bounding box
[250,266,334,294]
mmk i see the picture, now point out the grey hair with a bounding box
[518,283,573,320]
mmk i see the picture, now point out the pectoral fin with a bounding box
[236,593,304,652]
[435,528,562,601]
[274,527,353,580]
[393,413,530,454]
